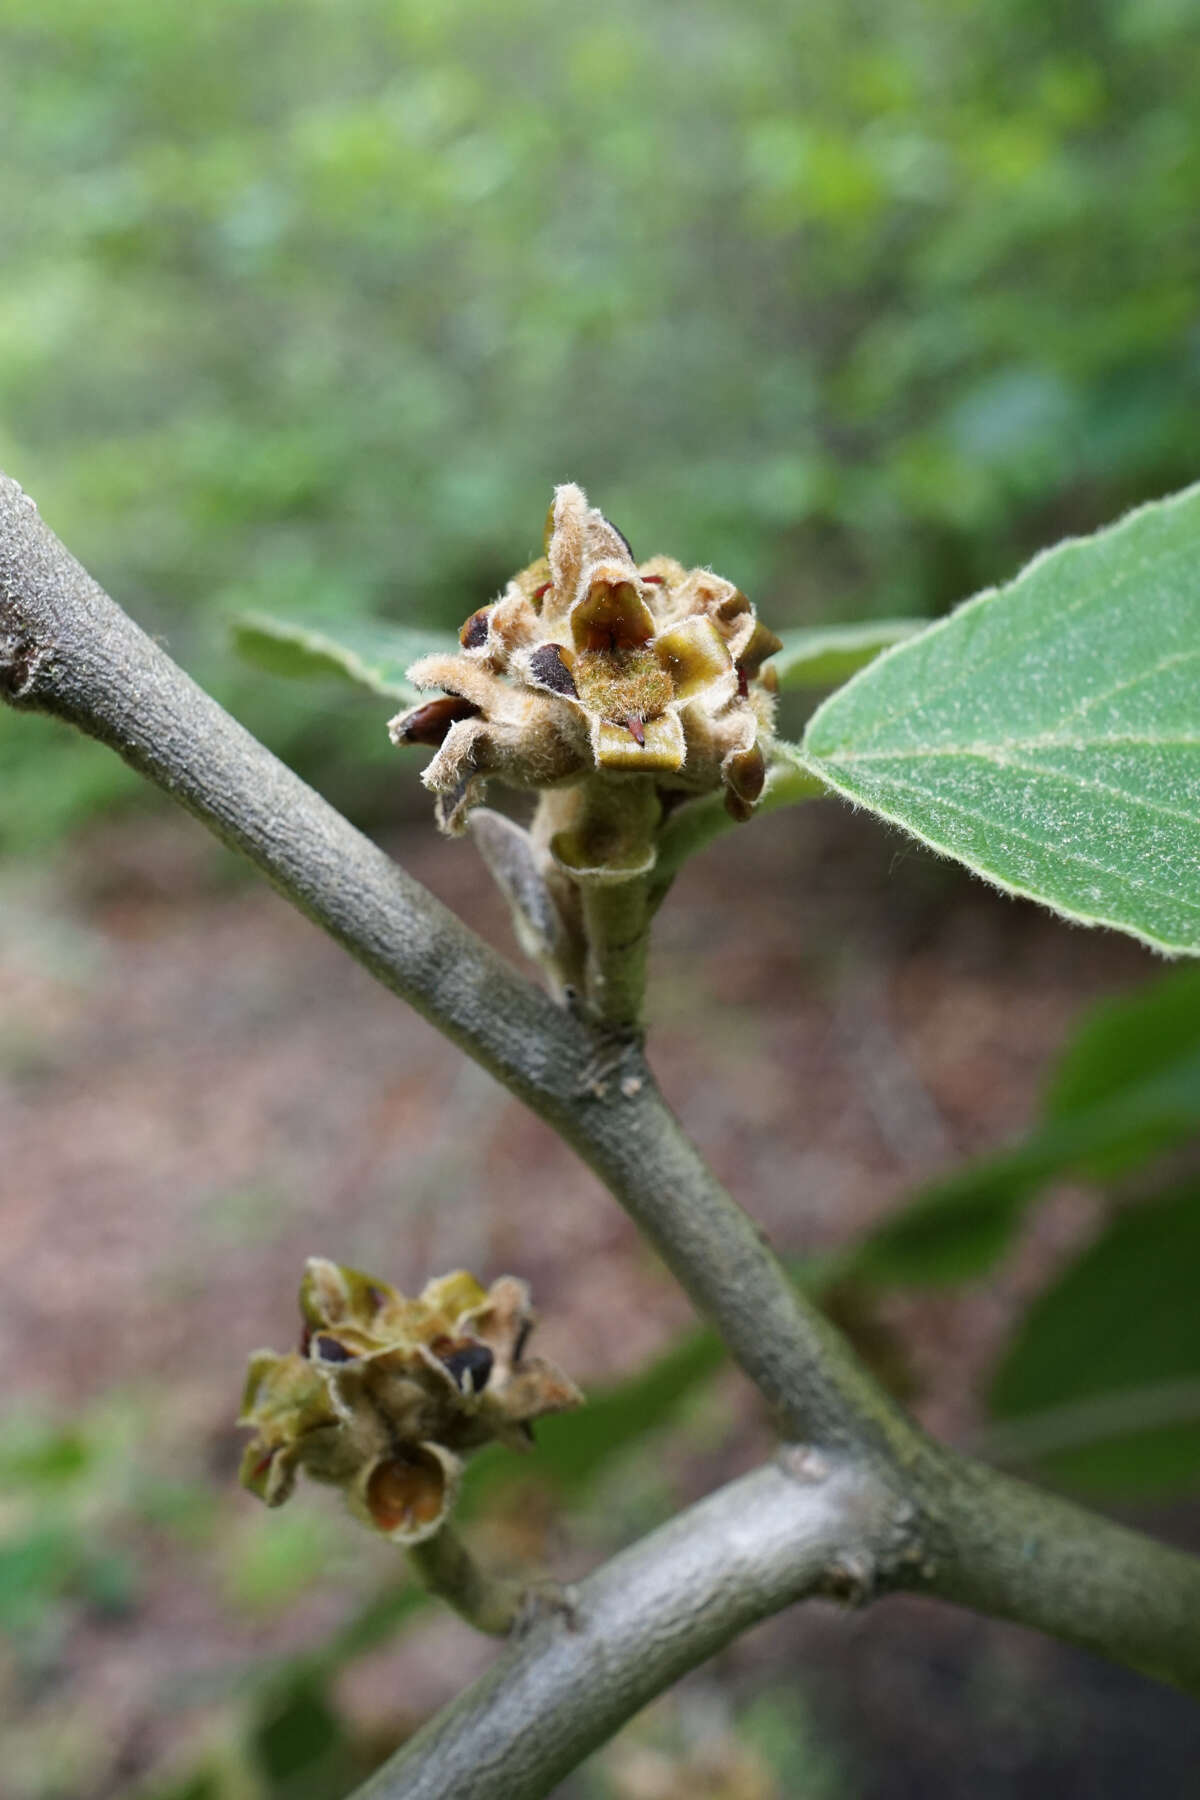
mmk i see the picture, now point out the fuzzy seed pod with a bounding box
[389,484,781,836]
[238,1261,581,1545]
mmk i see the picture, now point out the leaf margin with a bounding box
[800,481,1200,958]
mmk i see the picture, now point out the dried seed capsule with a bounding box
[238,1262,583,1540]
[389,482,781,841]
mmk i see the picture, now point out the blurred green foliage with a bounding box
[4,5,1200,1791]
[989,1182,1200,1497]
[3,0,1199,846]
[0,1333,733,1800]
[851,964,1200,1284]
[0,1407,150,1668]
[843,963,1200,1500]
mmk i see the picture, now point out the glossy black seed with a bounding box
[440,1343,494,1394]
[314,1335,354,1363]
[527,644,579,698]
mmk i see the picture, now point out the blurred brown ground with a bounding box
[2,796,1198,1797]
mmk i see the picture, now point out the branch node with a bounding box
[573,1029,646,1100]
[821,1550,877,1608]
[777,1443,832,1485]
[0,626,50,704]
[511,1579,583,1640]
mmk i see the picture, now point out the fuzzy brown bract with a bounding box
[388,483,780,842]
[238,1261,581,1545]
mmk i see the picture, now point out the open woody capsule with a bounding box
[238,1261,582,1546]
[388,483,780,841]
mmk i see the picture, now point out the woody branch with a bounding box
[3,471,1200,1800]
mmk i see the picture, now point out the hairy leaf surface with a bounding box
[803,486,1200,953]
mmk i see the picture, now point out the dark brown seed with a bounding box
[527,643,579,698]
[396,695,481,746]
[438,1343,494,1394]
[459,609,490,650]
[314,1335,354,1363]
[603,515,636,560]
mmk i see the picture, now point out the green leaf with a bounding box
[769,619,926,689]
[987,1184,1200,1498]
[848,1151,1045,1286]
[0,1524,76,1635]
[519,1329,726,1493]
[0,1416,91,1488]
[232,613,448,705]
[803,485,1200,954]
[1043,962,1200,1177]
[251,1678,365,1800]
[851,963,1200,1285]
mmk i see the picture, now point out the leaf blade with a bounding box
[232,612,449,704]
[803,485,1200,954]
[987,1184,1200,1498]
[769,619,926,689]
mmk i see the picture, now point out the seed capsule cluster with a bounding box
[238,1261,581,1544]
[389,483,781,839]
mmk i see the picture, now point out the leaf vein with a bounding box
[820,532,1199,752]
